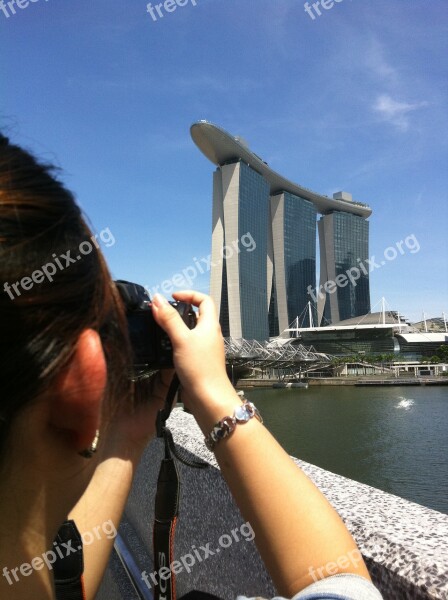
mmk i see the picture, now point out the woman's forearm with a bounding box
[68,371,174,599]
[68,455,135,600]
[151,292,371,597]
[192,388,370,598]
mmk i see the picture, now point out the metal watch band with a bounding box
[204,400,263,451]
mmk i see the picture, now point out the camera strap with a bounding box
[53,520,86,600]
[153,375,207,600]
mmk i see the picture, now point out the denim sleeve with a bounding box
[237,573,383,600]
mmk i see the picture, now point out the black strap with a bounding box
[153,375,179,600]
[156,377,207,470]
[53,520,86,600]
[179,593,224,600]
[153,376,208,600]
[153,437,180,600]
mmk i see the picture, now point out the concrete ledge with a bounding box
[236,377,448,387]
[101,409,448,600]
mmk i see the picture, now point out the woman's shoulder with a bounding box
[237,574,383,600]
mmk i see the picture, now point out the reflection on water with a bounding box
[244,386,448,514]
[396,397,415,410]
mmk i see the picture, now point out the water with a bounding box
[244,386,448,514]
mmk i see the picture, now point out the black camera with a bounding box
[115,280,196,376]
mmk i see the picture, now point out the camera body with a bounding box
[115,280,196,375]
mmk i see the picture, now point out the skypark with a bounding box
[190,120,372,218]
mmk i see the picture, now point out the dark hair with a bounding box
[0,133,132,456]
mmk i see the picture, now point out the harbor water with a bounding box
[244,386,448,514]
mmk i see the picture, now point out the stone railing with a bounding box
[98,409,448,600]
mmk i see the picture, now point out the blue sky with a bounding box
[1,0,447,322]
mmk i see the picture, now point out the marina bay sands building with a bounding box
[190,121,372,341]
[318,207,371,324]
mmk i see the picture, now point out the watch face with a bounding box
[235,405,251,422]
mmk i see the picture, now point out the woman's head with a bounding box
[0,133,132,459]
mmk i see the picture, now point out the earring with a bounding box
[78,430,100,459]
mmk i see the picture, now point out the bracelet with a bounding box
[204,399,263,451]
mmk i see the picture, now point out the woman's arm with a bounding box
[67,453,134,599]
[68,371,174,600]
[151,291,371,598]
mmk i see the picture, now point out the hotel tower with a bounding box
[191,121,372,341]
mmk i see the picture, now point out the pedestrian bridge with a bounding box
[224,338,332,371]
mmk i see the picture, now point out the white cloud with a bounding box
[373,94,428,132]
[365,39,398,84]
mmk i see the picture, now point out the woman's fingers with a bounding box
[151,294,189,344]
[171,290,218,328]
[151,291,230,409]
[171,290,208,305]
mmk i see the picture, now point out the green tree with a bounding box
[436,345,448,362]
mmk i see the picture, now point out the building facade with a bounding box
[210,160,270,340]
[191,121,373,340]
[269,192,317,336]
[318,209,370,325]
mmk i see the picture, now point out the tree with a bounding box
[364,354,377,364]
[436,345,448,362]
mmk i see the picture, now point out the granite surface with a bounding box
[98,408,448,600]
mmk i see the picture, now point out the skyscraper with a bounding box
[318,208,371,325]
[269,192,317,335]
[210,160,270,340]
[191,121,372,340]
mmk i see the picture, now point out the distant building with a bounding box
[270,192,316,336]
[191,121,372,340]
[318,210,370,325]
[287,312,448,359]
[412,317,448,333]
[210,160,270,340]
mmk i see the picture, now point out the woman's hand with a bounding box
[151,291,238,431]
[100,368,175,461]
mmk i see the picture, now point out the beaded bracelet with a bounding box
[204,400,263,451]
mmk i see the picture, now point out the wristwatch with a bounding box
[204,399,263,451]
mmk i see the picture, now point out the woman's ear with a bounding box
[50,329,107,452]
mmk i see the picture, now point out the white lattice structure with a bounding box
[224,337,331,370]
